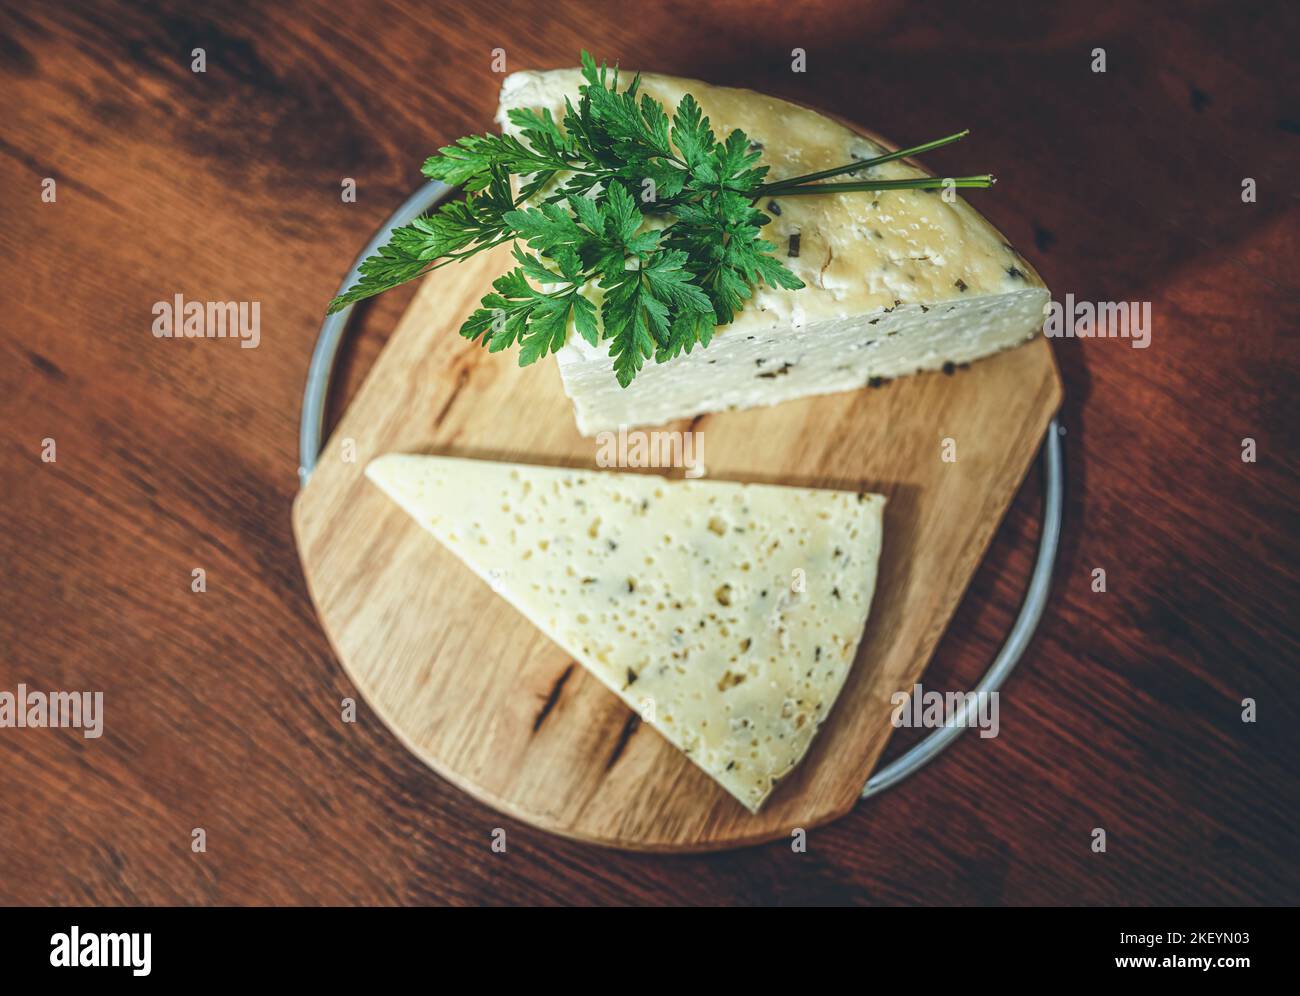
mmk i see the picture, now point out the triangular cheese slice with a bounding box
[497,70,1050,435]
[367,454,885,812]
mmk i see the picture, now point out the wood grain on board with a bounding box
[293,246,1061,850]
[2,0,1297,900]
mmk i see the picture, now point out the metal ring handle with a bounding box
[298,179,456,486]
[861,417,1064,798]
[298,182,1066,801]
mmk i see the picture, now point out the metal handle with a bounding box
[861,417,1063,799]
[298,179,455,486]
[298,181,1065,802]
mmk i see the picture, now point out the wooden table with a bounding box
[1,0,1295,905]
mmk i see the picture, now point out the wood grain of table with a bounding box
[0,0,1296,905]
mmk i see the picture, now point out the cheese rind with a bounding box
[497,69,1050,435]
[367,454,885,812]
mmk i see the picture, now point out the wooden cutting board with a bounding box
[293,243,1061,852]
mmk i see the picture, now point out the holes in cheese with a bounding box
[366,453,885,812]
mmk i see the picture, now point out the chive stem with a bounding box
[756,129,971,194]
[762,175,995,196]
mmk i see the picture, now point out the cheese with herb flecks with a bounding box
[367,454,885,812]
[497,69,1050,436]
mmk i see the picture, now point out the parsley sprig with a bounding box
[328,51,993,387]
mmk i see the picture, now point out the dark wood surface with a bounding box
[1,0,1295,905]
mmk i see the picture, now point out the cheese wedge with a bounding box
[367,454,885,812]
[497,69,1050,436]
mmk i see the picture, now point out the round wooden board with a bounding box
[292,244,1061,852]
